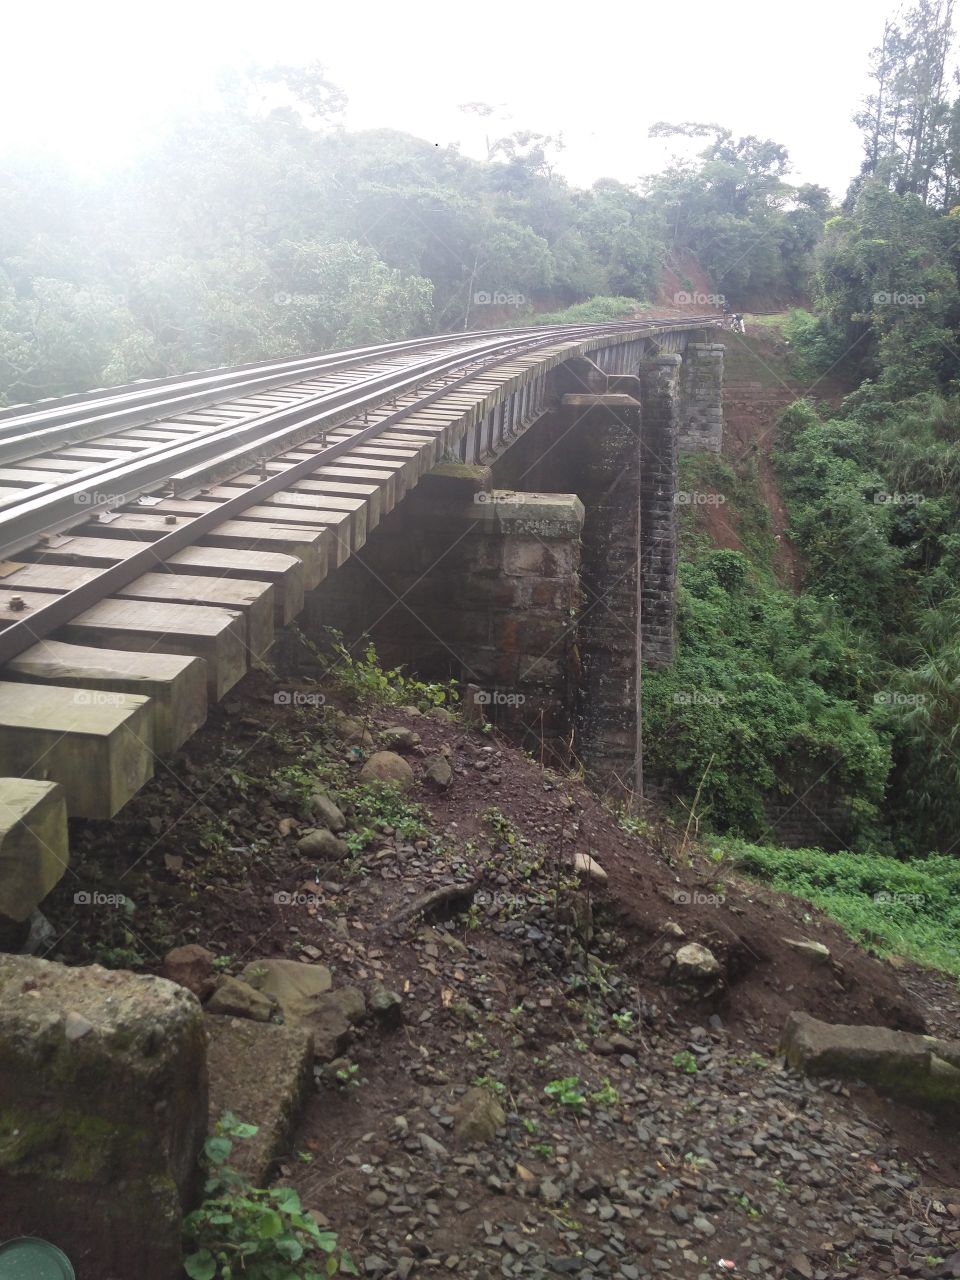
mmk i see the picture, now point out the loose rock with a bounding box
[359,752,415,791]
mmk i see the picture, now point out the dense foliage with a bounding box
[0,65,824,405]
[642,548,890,846]
[641,1,960,861]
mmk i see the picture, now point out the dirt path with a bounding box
[720,316,852,591]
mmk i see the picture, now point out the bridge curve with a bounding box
[0,316,726,931]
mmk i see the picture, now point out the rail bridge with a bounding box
[0,317,725,932]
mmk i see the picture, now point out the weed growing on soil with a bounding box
[334,1062,361,1089]
[472,1074,507,1095]
[341,782,428,851]
[672,1050,699,1074]
[314,627,458,709]
[184,1113,357,1278]
[725,838,960,976]
[589,1079,619,1107]
[544,1076,586,1111]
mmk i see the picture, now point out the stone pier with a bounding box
[303,466,584,757]
[678,340,724,453]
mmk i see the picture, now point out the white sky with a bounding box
[1,0,894,198]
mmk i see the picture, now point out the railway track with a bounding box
[0,315,721,921]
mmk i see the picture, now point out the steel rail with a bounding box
[0,331,566,557]
[0,332,509,464]
[0,316,722,461]
[0,317,721,552]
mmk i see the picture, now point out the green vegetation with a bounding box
[642,549,890,844]
[184,1114,356,1278]
[722,839,960,976]
[340,782,428,853]
[533,296,637,325]
[543,1076,587,1111]
[1,57,829,406]
[320,629,458,710]
[672,1051,699,1075]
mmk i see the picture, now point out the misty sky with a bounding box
[3,0,895,197]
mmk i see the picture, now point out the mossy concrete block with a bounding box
[482,492,585,541]
[206,1015,314,1183]
[0,778,68,922]
[782,1011,960,1113]
[0,955,208,1279]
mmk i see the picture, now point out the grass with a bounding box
[533,296,638,325]
[717,837,960,977]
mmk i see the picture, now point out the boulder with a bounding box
[239,959,363,1061]
[673,943,721,981]
[0,955,207,1279]
[335,714,374,747]
[380,726,421,751]
[359,751,415,790]
[240,958,333,1019]
[423,755,453,789]
[782,1011,960,1113]
[573,852,607,884]
[206,1015,313,1183]
[310,791,346,832]
[206,976,274,1022]
[296,827,349,860]
[161,942,216,999]
[310,987,367,1062]
[454,1086,506,1143]
[428,706,458,724]
[368,981,403,1028]
[782,938,831,964]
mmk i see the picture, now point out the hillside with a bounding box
[40,654,960,1279]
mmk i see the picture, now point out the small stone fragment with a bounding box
[161,943,216,999]
[206,976,273,1022]
[380,726,421,751]
[296,828,349,860]
[673,943,721,980]
[310,792,346,832]
[453,1086,506,1143]
[573,851,607,883]
[424,755,453,789]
